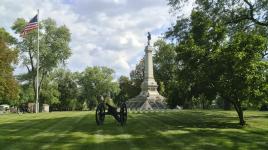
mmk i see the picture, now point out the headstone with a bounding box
[42,104,49,112]
[127,33,167,110]
[176,105,183,110]
[28,103,38,113]
[0,104,10,114]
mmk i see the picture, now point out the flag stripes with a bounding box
[20,14,38,37]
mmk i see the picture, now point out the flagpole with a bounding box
[36,9,39,113]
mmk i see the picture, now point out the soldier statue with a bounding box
[147,32,151,45]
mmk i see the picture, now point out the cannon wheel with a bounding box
[96,103,105,125]
[120,102,127,126]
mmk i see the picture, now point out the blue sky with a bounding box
[0,0,193,78]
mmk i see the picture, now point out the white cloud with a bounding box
[0,0,192,78]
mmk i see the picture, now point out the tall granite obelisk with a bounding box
[128,32,166,110]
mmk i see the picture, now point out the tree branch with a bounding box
[243,0,268,26]
[25,64,30,73]
[28,47,34,73]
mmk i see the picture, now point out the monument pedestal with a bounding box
[128,43,166,110]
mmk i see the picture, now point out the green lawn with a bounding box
[0,110,267,150]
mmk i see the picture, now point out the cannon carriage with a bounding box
[95,101,127,126]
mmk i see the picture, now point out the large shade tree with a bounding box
[12,18,71,104]
[53,69,80,110]
[166,0,268,125]
[79,66,119,110]
[153,40,182,108]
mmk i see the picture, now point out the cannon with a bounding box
[95,102,127,126]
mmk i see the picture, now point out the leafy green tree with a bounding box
[79,66,119,109]
[115,76,139,103]
[153,40,183,108]
[168,0,268,27]
[130,58,145,94]
[39,77,60,106]
[214,32,268,125]
[0,28,19,105]
[12,18,71,105]
[53,69,80,110]
[166,0,268,125]
[153,40,177,92]
[18,84,34,105]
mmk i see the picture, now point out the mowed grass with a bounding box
[0,110,268,150]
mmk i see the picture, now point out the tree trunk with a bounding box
[223,99,231,110]
[233,102,246,126]
[32,77,36,102]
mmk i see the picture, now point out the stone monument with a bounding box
[127,32,166,110]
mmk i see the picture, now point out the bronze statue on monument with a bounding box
[147,32,151,45]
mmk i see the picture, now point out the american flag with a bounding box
[20,14,38,37]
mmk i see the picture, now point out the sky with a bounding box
[0,0,193,78]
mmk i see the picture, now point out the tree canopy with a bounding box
[159,0,268,125]
[0,28,19,105]
[12,18,71,104]
[79,66,119,109]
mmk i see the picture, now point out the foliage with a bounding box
[39,78,60,105]
[18,84,34,105]
[153,40,181,108]
[168,0,268,27]
[129,58,145,94]
[214,32,268,124]
[115,76,139,103]
[15,66,120,111]
[52,69,80,110]
[12,18,71,105]
[79,66,119,109]
[0,28,19,104]
[164,0,268,125]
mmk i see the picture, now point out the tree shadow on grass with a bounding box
[145,111,243,129]
[0,111,267,150]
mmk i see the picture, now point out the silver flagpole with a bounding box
[36,9,39,113]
